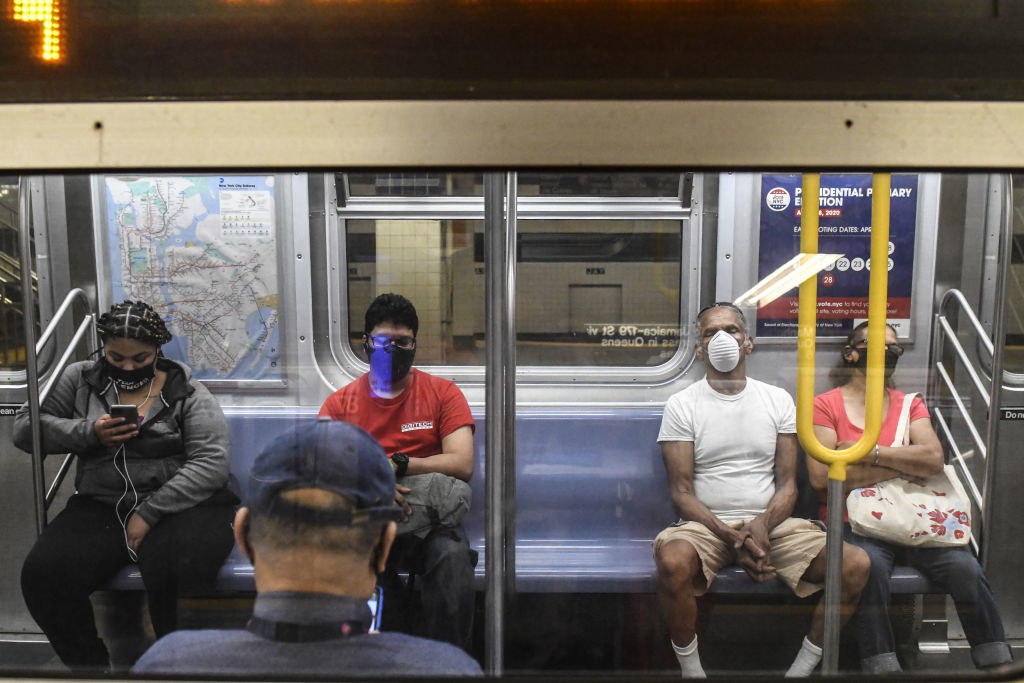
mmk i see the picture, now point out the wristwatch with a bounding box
[391,452,409,478]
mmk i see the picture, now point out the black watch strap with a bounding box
[392,452,409,478]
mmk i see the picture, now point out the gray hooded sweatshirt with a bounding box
[13,357,231,526]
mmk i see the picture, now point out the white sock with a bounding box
[785,636,823,677]
[672,636,707,679]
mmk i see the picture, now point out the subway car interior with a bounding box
[7,1,1024,681]
[1,171,1024,680]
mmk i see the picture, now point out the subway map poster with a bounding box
[104,175,281,382]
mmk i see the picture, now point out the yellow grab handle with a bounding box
[796,173,890,481]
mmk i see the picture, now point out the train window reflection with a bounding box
[0,178,36,373]
[343,172,483,198]
[345,219,684,367]
[515,220,682,366]
[346,218,481,365]
[338,172,688,369]
[517,172,686,199]
[341,173,685,200]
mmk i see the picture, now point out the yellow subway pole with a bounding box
[796,173,890,673]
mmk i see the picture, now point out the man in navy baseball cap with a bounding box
[246,418,401,527]
[133,419,482,677]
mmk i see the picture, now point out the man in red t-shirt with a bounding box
[319,293,476,652]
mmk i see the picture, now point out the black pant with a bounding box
[21,494,236,671]
[380,525,477,652]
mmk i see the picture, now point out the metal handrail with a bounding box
[797,173,890,480]
[929,287,1000,504]
[39,312,97,405]
[933,362,987,462]
[45,454,76,508]
[35,310,99,512]
[932,289,995,413]
[484,172,517,676]
[936,318,990,407]
[932,409,985,512]
[6,288,93,386]
[10,288,98,393]
[795,172,892,674]
[937,288,995,357]
[37,288,93,358]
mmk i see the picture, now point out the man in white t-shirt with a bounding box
[654,303,870,678]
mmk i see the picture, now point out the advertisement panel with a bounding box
[756,174,918,338]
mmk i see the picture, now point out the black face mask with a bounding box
[366,345,416,385]
[851,348,901,377]
[102,357,156,390]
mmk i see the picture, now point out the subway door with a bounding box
[979,175,1024,639]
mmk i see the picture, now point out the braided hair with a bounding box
[96,300,173,347]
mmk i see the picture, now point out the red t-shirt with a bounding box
[318,368,474,459]
[811,387,930,522]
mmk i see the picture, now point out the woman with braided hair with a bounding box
[13,300,238,672]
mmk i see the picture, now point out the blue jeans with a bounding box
[845,526,1012,672]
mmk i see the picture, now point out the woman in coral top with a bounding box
[808,321,1010,674]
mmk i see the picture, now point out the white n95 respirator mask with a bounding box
[705,330,743,373]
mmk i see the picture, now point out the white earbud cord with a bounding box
[114,442,140,562]
[111,384,143,563]
[109,345,159,563]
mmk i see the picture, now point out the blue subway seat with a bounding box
[100,406,940,598]
[104,544,255,593]
[709,565,939,596]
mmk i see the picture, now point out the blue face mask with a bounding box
[364,336,416,387]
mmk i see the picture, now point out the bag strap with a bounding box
[891,392,919,447]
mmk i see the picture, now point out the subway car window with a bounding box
[0,178,35,374]
[514,219,682,366]
[345,217,482,365]
[338,172,688,370]
[5,167,1024,682]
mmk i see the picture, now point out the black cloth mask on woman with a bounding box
[102,357,156,391]
[851,347,901,377]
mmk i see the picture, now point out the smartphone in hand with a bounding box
[368,585,383,632]
[109,404,139,425]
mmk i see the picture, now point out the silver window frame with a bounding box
[326,172,701,387]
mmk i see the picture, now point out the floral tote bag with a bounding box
[846,393,971,547]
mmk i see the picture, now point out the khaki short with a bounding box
[653,517,826,598]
